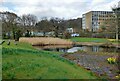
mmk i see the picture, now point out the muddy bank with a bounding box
[75,42,120,48]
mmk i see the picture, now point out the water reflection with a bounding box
[34,45,119,53]
[34,45,72,52]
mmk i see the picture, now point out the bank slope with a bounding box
[2,41,98,79]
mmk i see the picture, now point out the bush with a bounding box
[92,33,116,39]
[25,30,31,37]
[15,30,22,41]
[2,32,7,39]
[64,32,71,39]
[79,32,92,37]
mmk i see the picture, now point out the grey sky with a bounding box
[0,0,119,19]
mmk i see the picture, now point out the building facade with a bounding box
[66,28,74,33]
[118,1,120,7]
[82,11,114,32]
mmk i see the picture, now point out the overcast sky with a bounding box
[0,0,119,19]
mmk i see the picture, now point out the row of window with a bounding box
[92,15,115,18]
[92,22,102,25]
[92,11,113,15]
[92,18,115,21]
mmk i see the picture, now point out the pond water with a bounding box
[34,45,120,53]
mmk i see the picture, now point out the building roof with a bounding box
[83,11,113,15]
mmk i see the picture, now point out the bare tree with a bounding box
[50,17,63,37]
[36,18,52,36]
[0,11,19,39]
[20,14,37,34]
[21,14,37,27]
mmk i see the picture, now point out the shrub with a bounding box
[15,30,22,41]
[64,32,71,39]
[25,30,31,37]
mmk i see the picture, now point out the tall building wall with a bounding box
[118,1,120,7]
[82,14,86,30]
[86,12,92,31]
[82,11,114,32]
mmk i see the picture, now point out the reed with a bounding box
[19,37,73,46]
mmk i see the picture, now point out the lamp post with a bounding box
[115,10,118,42]
[113,3,119,41]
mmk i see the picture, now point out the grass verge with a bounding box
[2,41,98,79]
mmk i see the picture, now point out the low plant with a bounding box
[107,57,117,64]
[7,72,16,79]
[115,74,120,79]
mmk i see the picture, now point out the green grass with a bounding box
[2,40,98,79]
[2,40,35,50]
[70,37,110,43]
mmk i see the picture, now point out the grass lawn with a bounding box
[2,40,98,79]
[70,37,110,43]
